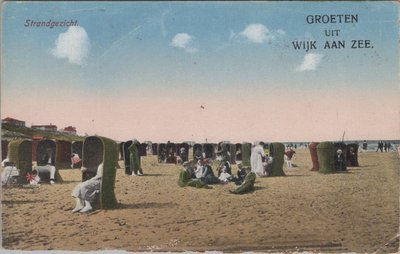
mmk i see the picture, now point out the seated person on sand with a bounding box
[334,149,346,171]
[194,159,220,184]
[236,163,250,185]
[1,158,20,186]
[71,163,104,213]
[178,162,210,189]
[217,154,232,176]
[230,171,257,195]
[34,147,56,184]
[218,166,233,184]
[263,155,274,176]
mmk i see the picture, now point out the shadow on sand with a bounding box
[118,202,178,210]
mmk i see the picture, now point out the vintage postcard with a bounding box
[1,1,399,253]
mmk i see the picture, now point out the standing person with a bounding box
[284,147,296,169]
[362,140,368,151]
[34,147,56,184]
[384,143,388,152]
[129,141,143,176]
[251,142,265,177]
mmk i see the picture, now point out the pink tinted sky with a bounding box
[2,86,399,143]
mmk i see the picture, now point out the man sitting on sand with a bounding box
[34,147,56,184]
[71,163,103,213]
[194,159,220,184]
[230,172,256,194]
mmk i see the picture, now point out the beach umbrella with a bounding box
[346,143,359,167]
[7,139,32,184]
[317,142,335,173]
[36,139,63,182]
[82,136,118,209]
[71,141,83,168]
[309,142,320,171]
[269,142,286,176]
[241,142,251,167]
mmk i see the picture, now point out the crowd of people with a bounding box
[2,140,398,213]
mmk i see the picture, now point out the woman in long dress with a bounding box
[251,142,265,177]
[71,163,103,213]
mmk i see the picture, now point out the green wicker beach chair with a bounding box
[269,142,285,176]
[317,142,335,174]
[82,136,118,209]
[7,139,32,184]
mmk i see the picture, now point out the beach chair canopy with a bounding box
[56,140,72,169]
[269,142,285,176]
[317,142,335,174]
[8,139,32,184]
[346,143,359,167]
[36,140,56,166]
[309,142,320,171]
[203,143,216,160]
[152,143,158,155]
[241,142,252,167]
[123,140,133,175]
[177,143,190,163]
[2,140,9,160]
[82,136,118,209]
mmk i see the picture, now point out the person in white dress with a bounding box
[71,163,103,213]
[251,142,265,177]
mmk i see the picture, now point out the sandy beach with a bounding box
[2,149,399,253]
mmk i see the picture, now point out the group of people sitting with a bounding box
[1,146,58,186]
[159,147,188,164]
[179,150,257,194]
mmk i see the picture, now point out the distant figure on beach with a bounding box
[376,141,384,152]
[251,142,265,177]
[34,147,56,184]
[159,147,167,163]
[71,163,103,213]
[71,153,81,168]
[334,149,346,171]
[384,143,388,152]
[166,148,176,164]
[216,152,232,176]
[362,140,368,151]
[284,147,296,169]
[263,155,274,176]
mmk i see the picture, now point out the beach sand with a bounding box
[2,149,399,253]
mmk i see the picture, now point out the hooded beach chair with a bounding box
[71,141,83,168]
[82,136,118,209]
[317,142,336,174]
[36,139,63,182]
[7,140,32,184]
[269,142,285,176]
[309,142,320,171]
